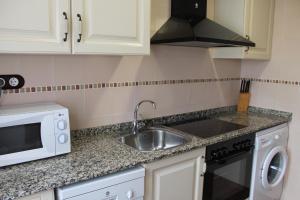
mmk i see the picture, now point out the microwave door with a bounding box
[0,123,42,155]
[0,114,56,167]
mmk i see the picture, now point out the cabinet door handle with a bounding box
[245,35,250,52]
[62,12,68,42]
[201,156,207,177]
[77,14,82,43]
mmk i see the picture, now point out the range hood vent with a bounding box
[151,0,255,48]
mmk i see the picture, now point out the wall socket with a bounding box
[0,78,5,88]
[0,75,25,90]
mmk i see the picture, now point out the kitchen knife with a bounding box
[241,80,246,93]
[240,80,243,93]
[247,80,251,92]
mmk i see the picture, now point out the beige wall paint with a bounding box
[0,46,241,130]
[241,0,300,199]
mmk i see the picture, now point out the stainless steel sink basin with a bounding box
[119,127,192,152]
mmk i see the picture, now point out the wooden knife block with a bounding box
[238,93,250,112]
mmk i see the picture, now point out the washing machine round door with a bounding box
[261,146,288,189]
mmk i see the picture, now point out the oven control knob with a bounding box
[211,151,218,158]
[217,148,224,158]
[245,139,250,147]
[58,133,68,144]
[127,190,134,199]
[222,148,228,156]
[57,120,67,130]
[233,143,238,150]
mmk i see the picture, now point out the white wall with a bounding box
[241,0,300,199]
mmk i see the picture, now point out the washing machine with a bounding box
[250,123,289,200]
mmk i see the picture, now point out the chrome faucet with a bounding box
[133,100,157,134]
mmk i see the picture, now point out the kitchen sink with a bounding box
[119,127,192,152]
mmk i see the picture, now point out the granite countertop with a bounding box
[0,107,292,200]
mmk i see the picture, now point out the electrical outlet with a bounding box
[9,77,19,87]
[0,75,25,90]
[0,78,5,87]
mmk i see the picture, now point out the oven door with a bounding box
[203,150,254,200]
[0,113,56,167]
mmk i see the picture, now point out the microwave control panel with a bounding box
[54,109,71,154]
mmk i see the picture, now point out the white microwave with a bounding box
[0,103,71,167]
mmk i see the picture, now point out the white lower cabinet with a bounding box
[143,148,206,200]
[18,190,54,200]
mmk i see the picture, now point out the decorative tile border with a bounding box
[2,77,298,95]
[2,77,240,95]
[242,78,300,86]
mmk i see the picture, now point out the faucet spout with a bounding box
[133,100,157,135]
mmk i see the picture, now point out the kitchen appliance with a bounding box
[203,134,255,200]
[170,119,253,199]
[0,103,70,167]
[170,119,246,139]
[56,167,145,200]
[250,124,288,200]
[151,0,255,48]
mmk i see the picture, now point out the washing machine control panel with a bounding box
[206,134,255,161]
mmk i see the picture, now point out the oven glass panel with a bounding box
[203,153,253,200]
[0,123,42,155]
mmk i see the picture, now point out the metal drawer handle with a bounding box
[77,14,82,43]
[62,12,68,42]
[245,35,250,52]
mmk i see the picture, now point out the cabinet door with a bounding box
[144,148,205,200]
[208,0,275,60]
[19,190,54,200]
[154,159,198,200]
[72,0,150,55]
[244,0,275,60]
[0,0,71,54]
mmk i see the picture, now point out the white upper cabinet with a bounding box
[0,0,71,54]
[71,0,150,55]
[209,0,275,60]
[0,0,150,55]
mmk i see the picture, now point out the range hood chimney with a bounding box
[151,0,255,48]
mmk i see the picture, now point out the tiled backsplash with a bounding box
[0,46,241,129]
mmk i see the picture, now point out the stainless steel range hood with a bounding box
[151,0,255,48]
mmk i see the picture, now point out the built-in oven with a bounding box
[203,134,255,200]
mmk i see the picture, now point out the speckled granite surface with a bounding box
[0,107,292,200]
